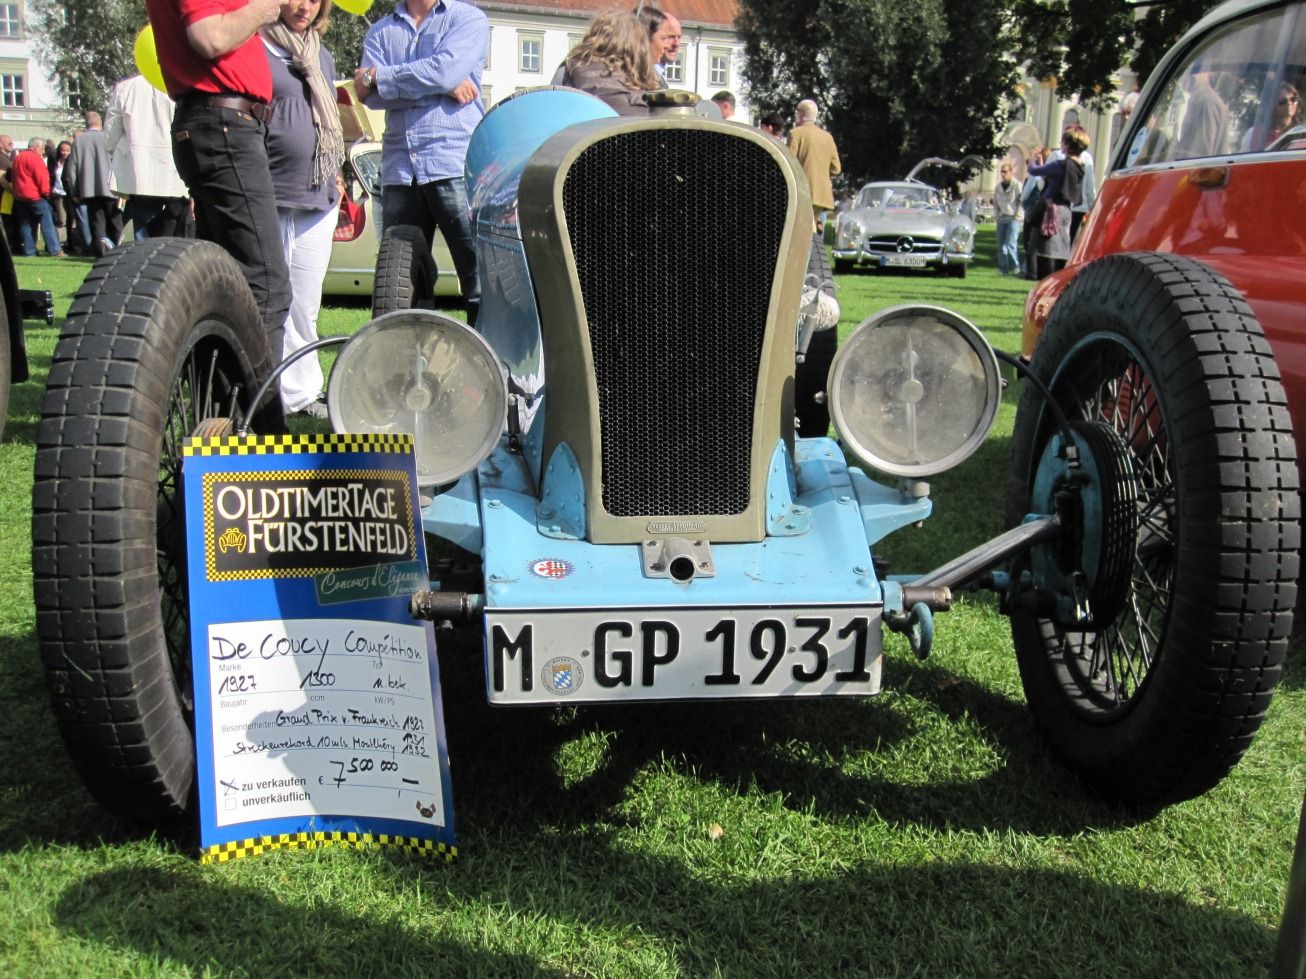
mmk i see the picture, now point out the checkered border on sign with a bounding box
[202,467,417,581]
[182,433,414,456]
[200,830,457,864]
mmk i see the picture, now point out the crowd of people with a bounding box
[0,1,844,431]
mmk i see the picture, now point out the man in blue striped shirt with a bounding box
[354,0,487,323]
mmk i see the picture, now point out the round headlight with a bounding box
[828,304,1000,478]
[328,310,508,487]
[836,218,863,246]
[947,224,974,252]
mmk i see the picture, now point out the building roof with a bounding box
[477,0,740,29]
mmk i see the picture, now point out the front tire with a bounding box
[33,239,269,823]
[372,225,437,317]
[1008,252,1299,807]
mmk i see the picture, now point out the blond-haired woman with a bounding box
[555,10,660,116]
[262,0,344,417]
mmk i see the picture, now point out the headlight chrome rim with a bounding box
[328,310,509,487]
[827,304,1001,478]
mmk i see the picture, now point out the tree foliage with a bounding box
[1010,0,1220,106]
[29,0,373,118]
[31,0,147,121]
[737,0,1221,186]
[738,0,1019,186]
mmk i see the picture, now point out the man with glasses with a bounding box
[993,162,1022,275]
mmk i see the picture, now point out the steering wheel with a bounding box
[1266,124,1306,152]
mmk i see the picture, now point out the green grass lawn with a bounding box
[0,234,1301,977]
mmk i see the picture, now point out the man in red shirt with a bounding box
[12,137,62,257]
[143,0,290,385]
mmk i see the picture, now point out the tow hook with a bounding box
[884,585,950,660]
[886,602,935,659]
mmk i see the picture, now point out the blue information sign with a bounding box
[181,433,455,864]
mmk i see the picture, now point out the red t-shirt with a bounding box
[144,0,272,102]
[11,149,51,202]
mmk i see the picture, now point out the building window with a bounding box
[663,54,683,84]
[0,73,24,108]
[518,33,542,73]
[709,49,730,87]
[483,27,492,70]
[65,76,83,111]
[0,4,20,38]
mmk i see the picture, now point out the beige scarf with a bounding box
[261,21,345,191]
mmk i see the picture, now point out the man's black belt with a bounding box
[179,93,272,123]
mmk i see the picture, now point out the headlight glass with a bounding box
[328,310,508,487]
[828,305,1000,478]
[946,224,973,253]
[836,218,864,247]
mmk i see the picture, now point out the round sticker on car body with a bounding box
[529,558,574,579]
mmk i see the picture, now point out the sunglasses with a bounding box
[1280,95,1300,105]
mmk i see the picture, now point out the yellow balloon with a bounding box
[334,0,375,15]
[134,26,167,94]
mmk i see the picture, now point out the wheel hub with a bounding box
[1027,420,1139,628]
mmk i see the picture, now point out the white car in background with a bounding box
[832,176,975,279]
[325,85,461,300]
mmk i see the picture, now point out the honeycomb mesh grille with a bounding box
[561,129,788,516]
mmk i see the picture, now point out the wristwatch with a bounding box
[364,68,377,91]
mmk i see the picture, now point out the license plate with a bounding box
[883,254,928,268]
[485,606,882,703]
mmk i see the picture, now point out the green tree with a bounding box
[1010,0,1221,108]
[737,0,1220,184]
[738,0,1019,186]
[31,0,147,119]
[29,0,374,117]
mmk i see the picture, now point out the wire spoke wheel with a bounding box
[1008,253,1299,806]
[34,240,270,824]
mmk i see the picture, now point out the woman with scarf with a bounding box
[1026,126,1088,280]
[262,0,345,418]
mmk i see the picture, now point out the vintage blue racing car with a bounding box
[32,88,1298,825]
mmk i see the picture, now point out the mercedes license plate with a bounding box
[486,606,882,703]
[884,254,928,268]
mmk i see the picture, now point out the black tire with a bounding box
[1007,252,1299,807]
[833,257,855,276]
[372,224,437,317]
[945,262,967,279]
[33,239,270,823]
[806,235,835,297]
[797,237,837,436]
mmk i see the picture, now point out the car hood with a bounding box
[846,208,951,235]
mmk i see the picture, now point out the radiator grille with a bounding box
[561,129,788,516]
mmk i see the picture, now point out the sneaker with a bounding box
[293,401,329,420]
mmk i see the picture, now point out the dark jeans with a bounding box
[171,99,290,351]
[82,197,123,257]
[125,195,194,240]
[14,197,62,256]
[382,177,480,325]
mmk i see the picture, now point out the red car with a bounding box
[1024,0,1306,403]
[1012,0,1304,807]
